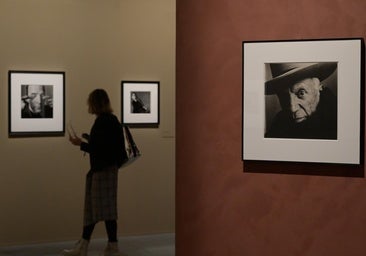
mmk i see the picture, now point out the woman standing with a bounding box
[63,89,124,256]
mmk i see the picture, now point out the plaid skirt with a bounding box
[83,166,118,226]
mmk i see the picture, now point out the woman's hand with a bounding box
[69,134,82,146]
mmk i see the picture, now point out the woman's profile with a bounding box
[131,92,149,113]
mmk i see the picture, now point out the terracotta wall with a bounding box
[176,0,366,255]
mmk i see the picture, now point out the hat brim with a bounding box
[265,63,337,95]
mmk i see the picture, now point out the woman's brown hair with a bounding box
[87,89,113,115]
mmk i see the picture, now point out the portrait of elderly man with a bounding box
[264,62,338,140]
[21,84,53,118]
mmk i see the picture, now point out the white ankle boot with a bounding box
[103,242,125,256]
[61,239,89,256]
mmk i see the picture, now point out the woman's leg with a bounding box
[104,220,117,242]
[82,223,96,241]
[103,220,122,255]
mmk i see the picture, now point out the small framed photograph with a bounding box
[242,38,363,164]
[121,81,160,126]
[9,70,65,137]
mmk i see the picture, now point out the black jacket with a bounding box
[80,113,124,171]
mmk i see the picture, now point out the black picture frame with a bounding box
[8,70,65,137]
[242,38,363,165]
[121,80,160,127]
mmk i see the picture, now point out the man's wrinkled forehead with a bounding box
[276,78,316,93]
[27,85,44,94]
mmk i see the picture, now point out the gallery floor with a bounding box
[0,233,175,256]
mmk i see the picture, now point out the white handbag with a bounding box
[120,125,141,168]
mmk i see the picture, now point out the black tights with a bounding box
[82,220,117,242]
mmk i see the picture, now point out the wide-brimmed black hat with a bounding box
[265,62,337,95]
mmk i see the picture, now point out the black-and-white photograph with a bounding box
[21,84,54,118]
[9,70,65,137]
[131,91,151,114]
[242,38,362,164]
[121,81,159,126]
[264,62,338,140]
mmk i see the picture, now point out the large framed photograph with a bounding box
[242,38,363,164]
[9,70,65,137]
[121,80,160,126]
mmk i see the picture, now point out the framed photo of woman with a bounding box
[121,81,160,127]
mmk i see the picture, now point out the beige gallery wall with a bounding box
[0,0,175,246]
